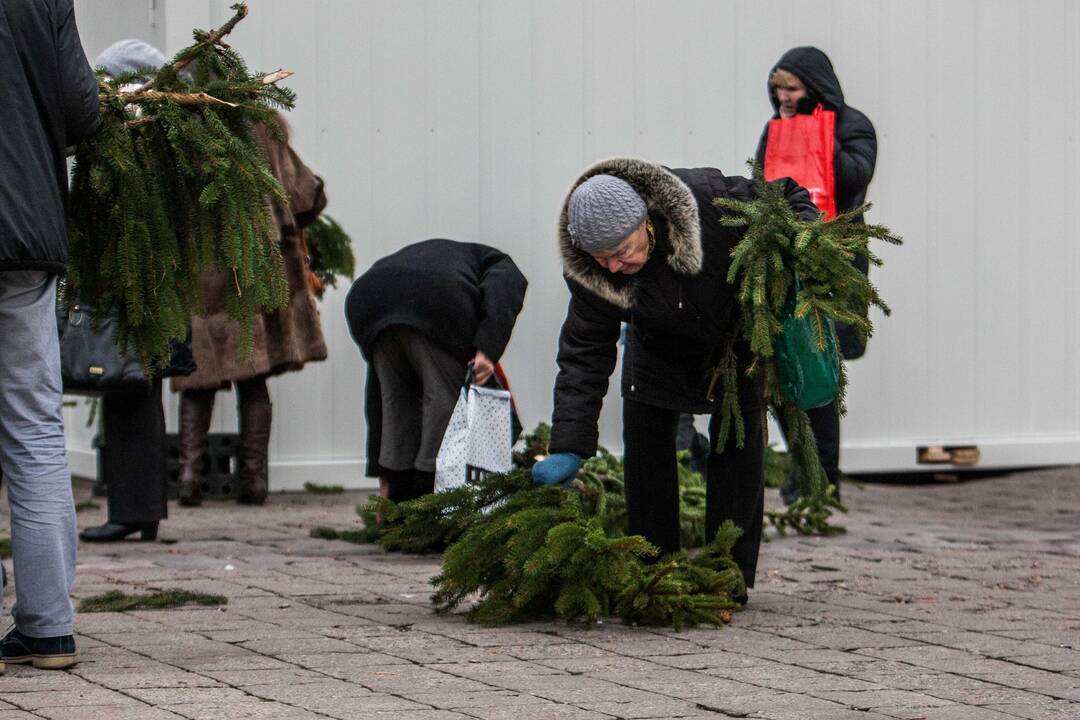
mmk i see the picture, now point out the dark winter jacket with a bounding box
[0,0,99,274]
[755,46,877,357]
[344,239,528,365]
[755,46,876,217]
[548,157,817,458]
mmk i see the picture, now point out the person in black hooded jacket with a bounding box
[345,239,527,503]
[755,46,878,504]
[532,158,817,597]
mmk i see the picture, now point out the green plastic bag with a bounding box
[774,280,841,410]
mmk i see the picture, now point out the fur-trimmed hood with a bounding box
[559,158,702,309]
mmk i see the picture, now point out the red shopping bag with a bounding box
[763,104,837,220]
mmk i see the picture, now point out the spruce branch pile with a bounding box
[712,163,900,533]
[66,3,295,368]
[346,427,707,554]
[428,470,744,628]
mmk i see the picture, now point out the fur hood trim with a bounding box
[558,157,702,309]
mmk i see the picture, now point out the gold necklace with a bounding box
[645,218,656,258]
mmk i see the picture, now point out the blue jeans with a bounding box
[0,271,76,637]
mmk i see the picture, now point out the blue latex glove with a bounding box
[532,452,582,486]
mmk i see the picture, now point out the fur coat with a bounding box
[171,118,328,391]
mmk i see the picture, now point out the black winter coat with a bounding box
[0,0,99,274]
[548,158,817,459]
[755,46,877,357]
[344,239,528,365]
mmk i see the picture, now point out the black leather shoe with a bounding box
[0,627,77,669]
[79,521,158,542]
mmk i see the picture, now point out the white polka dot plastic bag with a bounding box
[435,382,513,492]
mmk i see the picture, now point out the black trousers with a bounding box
[623,397,765,588]
[102,377,167,524]
[806,401,840,488]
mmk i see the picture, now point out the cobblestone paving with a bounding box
[0,467,1077,719]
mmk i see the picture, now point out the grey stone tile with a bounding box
[981,700,1080,719]
[126,687,253,705]
[452,705,614,720]
[0,687,140,710]
[164,701,327,720]
[200,668,329,686]
[244,680,374,702]
[73,669,223,690]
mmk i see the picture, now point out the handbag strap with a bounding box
[463,364,509,392]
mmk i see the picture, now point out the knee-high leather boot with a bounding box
[178,389,215,506]
[237,378,272,505]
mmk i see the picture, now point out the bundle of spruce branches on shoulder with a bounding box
[66,3,295,368]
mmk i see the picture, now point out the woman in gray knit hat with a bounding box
[533,158,817,602]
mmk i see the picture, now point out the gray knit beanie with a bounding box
[567,175,647,252]
[95,39,166,79]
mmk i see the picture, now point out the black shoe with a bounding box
[0,627,77,669]
[79,521,158,542]
[779,473,801,506]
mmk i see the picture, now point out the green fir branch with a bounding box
[712,162,901,534]
[66,2,293,369]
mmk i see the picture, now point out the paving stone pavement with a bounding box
[0,466,1078,720]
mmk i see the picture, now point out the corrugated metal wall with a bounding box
[67,0,1080,486]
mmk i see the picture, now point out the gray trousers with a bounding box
[0,271,76,637]
[370,326,465,473]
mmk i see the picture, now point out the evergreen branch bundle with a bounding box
[305,215,356,293]
[358,469,533,553]
[428,469,744,629]
[711,164,900,525]
[335,439,739,629]
[765,485,847,537]
[65,3,296,368]
[351,432,708,555]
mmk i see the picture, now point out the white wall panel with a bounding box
[67,0,1080,486]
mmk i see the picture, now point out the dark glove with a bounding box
[532,453,582,486]
[796,95,821,114]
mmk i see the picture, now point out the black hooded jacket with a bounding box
[755,46,876,357]
[548,158,817,459]
[344,239,527,365]
[0,0,99,274]
[754,46,876,219]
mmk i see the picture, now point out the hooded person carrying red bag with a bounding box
[756,46,876,232]
[755,46,878,504]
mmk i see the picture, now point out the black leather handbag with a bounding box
[57,304,152,396]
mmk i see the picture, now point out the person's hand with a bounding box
[471,350,495,386]
[532,453,582,486]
